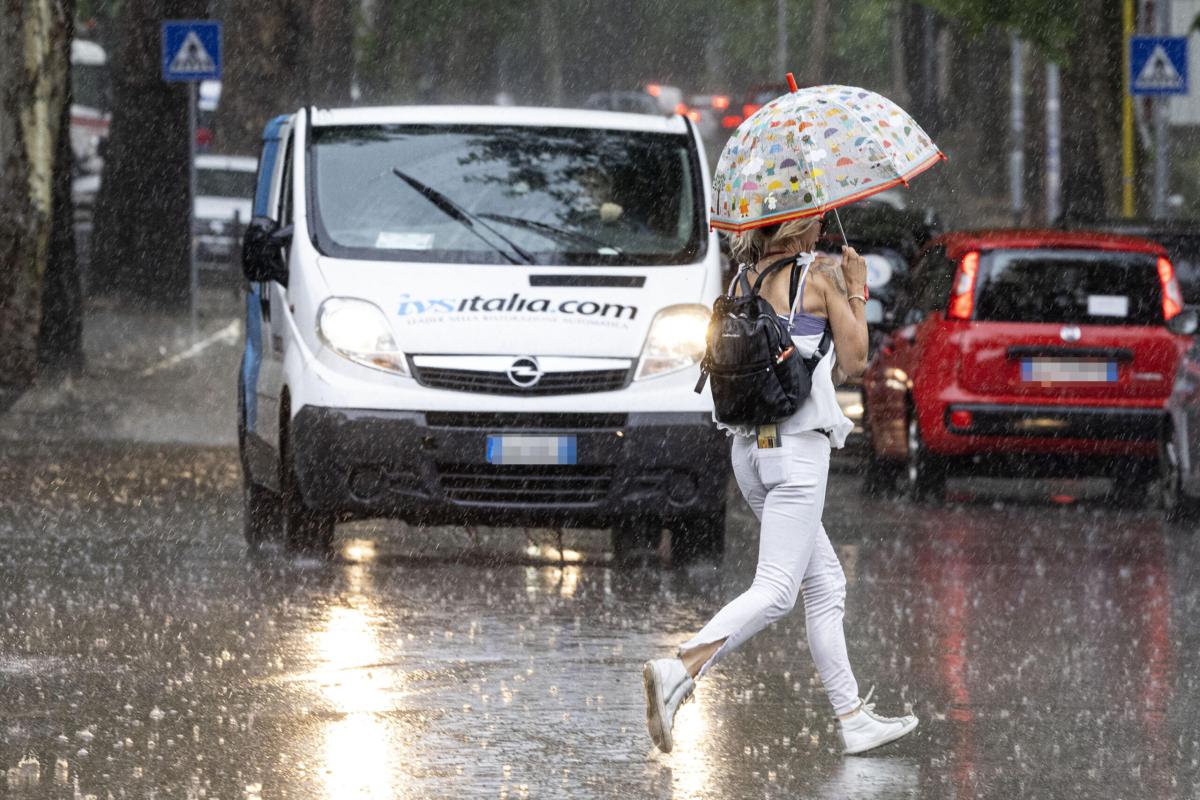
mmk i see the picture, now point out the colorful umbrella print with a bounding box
[709,79,945,233]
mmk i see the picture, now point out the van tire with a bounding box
[280,411,336,555]
[904,412,945,502]
[243,477,281,549]
[672,509,726,564]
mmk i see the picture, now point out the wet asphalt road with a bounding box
[3,304,1200,799]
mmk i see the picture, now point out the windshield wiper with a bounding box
[477,213,624,257]
[391,168,534,265]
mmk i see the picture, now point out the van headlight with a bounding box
[635,304,710,380]
[317,298,408,375]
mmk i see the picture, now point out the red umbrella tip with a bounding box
[786,72,799,92]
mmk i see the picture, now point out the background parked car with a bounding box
[862,229,1191,504]
[582,91,660,115]
[194,154,256,267]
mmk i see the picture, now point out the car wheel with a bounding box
[280,419,336,555]
[904,412,945,502]
[1158,433,1189,521]
[671,508,726,564]
[861,406,900,496]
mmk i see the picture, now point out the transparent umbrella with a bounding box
[709,74,946,239]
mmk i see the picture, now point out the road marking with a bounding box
[140,320,240,377]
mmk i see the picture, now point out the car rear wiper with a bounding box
[391,168,534,265]
[478,213,624,257]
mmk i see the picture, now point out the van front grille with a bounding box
[413,366,629,396]
[436,463,613,506]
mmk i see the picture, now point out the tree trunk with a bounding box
[39,0,85,375]
[804,0,831,85]
[213,0,353,154]
[90,0,207,308]
[0,0,71,388]
[539,0,565,105]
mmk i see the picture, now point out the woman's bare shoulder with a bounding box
[810,255,847,296]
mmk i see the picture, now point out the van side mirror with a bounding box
[1168,306,1199,336]
[242,216,291,285]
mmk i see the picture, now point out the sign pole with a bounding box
[1122,0,1136,218]
[1153,0,1172,220]
[188,79,199,339]
[161,19,222,340]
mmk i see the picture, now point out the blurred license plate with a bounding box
[486,435,577,465]
[1021,358,1117,383]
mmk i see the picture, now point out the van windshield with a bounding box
[974,249,1163,326]
[309,124,705,265]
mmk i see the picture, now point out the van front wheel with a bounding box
[281,427,336,555]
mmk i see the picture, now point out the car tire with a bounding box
[1158,432,1192,521]
[671,508,726,564]
[861,407,900,496]
[904,412,945,502]
[280,415,336,555]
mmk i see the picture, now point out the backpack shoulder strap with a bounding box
[749,255,796,295]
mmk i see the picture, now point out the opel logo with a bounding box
[1060,326,1082,342]
[506,356,543,388]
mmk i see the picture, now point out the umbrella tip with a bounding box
[786,72,799,92]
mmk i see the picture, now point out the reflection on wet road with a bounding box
[2,441,1199,798]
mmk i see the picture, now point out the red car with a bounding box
[862,229,1193,502]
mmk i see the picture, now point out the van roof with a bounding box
[308,105,691,135]
[934,229,1168,260]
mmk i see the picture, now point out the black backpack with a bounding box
[694,256,831,426]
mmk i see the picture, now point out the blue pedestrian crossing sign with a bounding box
[1130,36,1188,96]
[162,20,222,82]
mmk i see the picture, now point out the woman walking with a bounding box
[642,215,918,756]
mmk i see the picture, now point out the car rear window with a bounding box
[973,249,1162,326]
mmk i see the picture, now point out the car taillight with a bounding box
[742,103,761,119]
[947,251,981,320]
[721,114,743,128]
[646,84,662,97]
[687,109,702,122]
[675,102,689,115]
[950,409,973,430]
[1157,256,1183,320]
[711,95,730,110]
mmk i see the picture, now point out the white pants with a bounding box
[680,430,860,715]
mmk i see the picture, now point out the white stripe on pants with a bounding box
[680,430,860,715]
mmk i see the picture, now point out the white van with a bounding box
[238,106,729,561]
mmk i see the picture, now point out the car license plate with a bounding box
[1021,358,1117,383]
[486,435,577,465]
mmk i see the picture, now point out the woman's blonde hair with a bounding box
[728,217,820,265]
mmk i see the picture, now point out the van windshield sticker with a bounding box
[375,231,434,250]
[1087,295,1129,318]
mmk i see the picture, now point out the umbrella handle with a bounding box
[832,207,849,247]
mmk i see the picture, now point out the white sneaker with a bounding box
[839,688,919,755]
[642,658,695,753]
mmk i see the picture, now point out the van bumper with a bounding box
[289,406,730,527]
